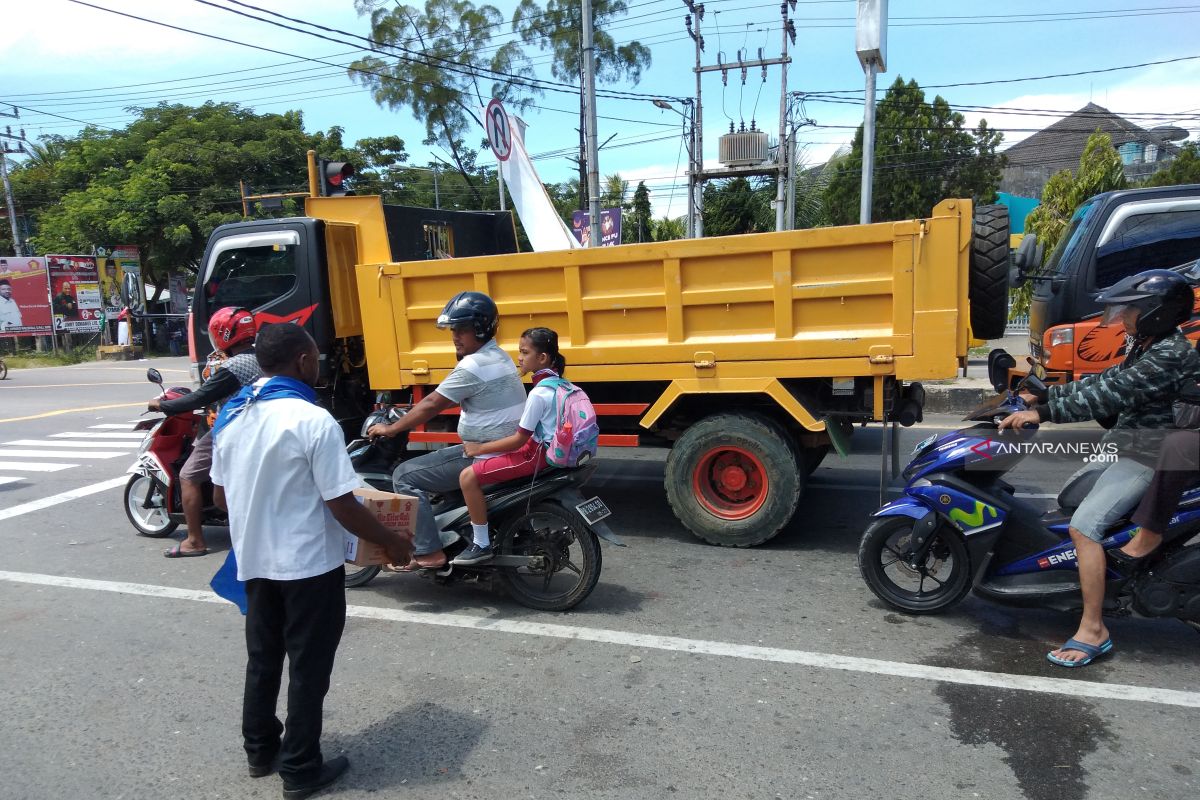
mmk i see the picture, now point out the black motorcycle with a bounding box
[343,409,623,612]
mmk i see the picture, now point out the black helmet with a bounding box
[1096,269,1194,338]
[436,291,498,341]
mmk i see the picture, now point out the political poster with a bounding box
[0,256,53,337]
[571,208,623,247]
[169,272,189,315]
[96,245,141,313]
[46,255,103,333]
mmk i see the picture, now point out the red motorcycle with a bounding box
[123,368,225,537]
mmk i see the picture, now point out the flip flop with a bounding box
[164,545,209,558]
[388,556,447,573]
[1046,637,1113,668]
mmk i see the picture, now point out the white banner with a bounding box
[485,101,579,252]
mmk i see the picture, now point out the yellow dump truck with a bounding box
[190,188,1009,547]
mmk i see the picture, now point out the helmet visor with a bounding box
[1101,304,1129,327]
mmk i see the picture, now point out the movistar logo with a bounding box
[948,500,999,528]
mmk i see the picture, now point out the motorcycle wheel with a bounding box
[344,564,381,588]
[495,502,601,612]
[858,516,971,614]
[123,474,178,537]
[0,359,7,380]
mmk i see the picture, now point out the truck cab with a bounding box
[1020,184,1200,368]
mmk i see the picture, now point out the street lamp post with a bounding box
[653,99,696,238]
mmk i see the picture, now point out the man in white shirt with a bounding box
[211,323,412,799]
[0,279,23,330]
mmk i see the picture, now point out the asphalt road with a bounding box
[1,358,1197,800]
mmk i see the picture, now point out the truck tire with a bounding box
[969,204,1011,340]
[665,413,803,547]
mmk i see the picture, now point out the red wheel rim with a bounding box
[691,445,769,520]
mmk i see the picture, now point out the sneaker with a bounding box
[452,543,494,565]
[281,755,349,800]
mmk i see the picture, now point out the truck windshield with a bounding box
[1043,199,1098,276]
[204,244,298,311]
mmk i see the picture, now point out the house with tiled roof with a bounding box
[999,102,1187,197]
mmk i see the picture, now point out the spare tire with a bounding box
[969,204,1011,340]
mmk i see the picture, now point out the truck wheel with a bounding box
[665,413,802,547]
[969,204,1011,340]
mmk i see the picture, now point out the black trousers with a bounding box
[243,565,346,784]
[1131,430,1200,533]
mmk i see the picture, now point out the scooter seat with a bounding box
[482,467,576,496]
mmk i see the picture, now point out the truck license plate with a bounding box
[575,496,612,526]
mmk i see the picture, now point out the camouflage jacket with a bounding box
[1041,331,1200,459]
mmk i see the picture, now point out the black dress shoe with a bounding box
[282,755,349,800]
[248,758,277,778]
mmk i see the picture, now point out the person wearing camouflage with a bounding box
[1000,269,1200,667]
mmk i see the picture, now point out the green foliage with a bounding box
[1142,142,1200,187]
[1012,130,1127,317]
[11,103,340,287]
[513,0,651,85]
[652,215,686,241]
[703,177,773,236]
[823,77,1005,225]
[629,181,652,243]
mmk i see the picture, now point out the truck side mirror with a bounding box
[1010,234,1043,288]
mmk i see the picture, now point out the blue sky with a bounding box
[4,0,1199,218]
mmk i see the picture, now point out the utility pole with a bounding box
[774,3,795,232]
[581,0,602,247]
[686,1,705,237]
[855,0,888,224]
[0,109,25,256]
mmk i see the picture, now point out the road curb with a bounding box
[922,383,998,416]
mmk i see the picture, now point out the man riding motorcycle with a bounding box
[367,291,527,570]
[999,268,1200,667]
[149,307,262,557]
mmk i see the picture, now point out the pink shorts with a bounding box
[471,438,548,486]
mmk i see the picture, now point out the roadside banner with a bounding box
[168,272,189,315]
[46,255,103,333]
[0,256,53,336]
[571,208,623,247]
[96,245,142,313]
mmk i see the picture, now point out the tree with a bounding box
[513,0,651,209]
[823,77,1006,225]
[14,103,351,291]
[1143,142,1200,187]
[630,181,651,242]
[703,177,773,236]
[349,0,535,205]
[601,173,628,209]
[652,215,686,241]
[1011,130,1127,317]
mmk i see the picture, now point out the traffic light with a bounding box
[318,159,355,197]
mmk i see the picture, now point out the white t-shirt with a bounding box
[210,382,360,581]
[518,383,559,446]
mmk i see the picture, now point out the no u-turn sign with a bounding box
[485,99,512,162]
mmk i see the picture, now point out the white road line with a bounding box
[1,569,1197,710]
[89,424,141,430]
[4,439,140,449]
[0,449,125,460]
[51,432,148,439]
[808,482,1056,500]
[0,477,23,487]
[0,476,127,521]
[0,461,77,472]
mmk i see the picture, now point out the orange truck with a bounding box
[1010,184,1200,384]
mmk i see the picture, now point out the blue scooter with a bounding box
[857,366,1200,622]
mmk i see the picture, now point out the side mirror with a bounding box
[986,349,1017,394]
[147,368,163,386]
[1010,234,1045,288]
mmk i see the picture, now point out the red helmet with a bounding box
[207,307,257,351]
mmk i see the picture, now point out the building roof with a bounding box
[1002,102,1181,173]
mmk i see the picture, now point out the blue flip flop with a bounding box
[1046,637,1113,668]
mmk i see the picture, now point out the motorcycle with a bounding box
[123,368,225,537]
[343,408,624,612]
[857,364,1200,625]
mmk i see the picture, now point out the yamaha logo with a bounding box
[939,494,951,505]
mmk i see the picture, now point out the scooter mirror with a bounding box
[987,349,1017,394]
[147,368,163,385]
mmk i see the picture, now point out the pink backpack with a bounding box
[537,377,600,468]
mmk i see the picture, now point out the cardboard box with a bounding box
[344,488,419,566]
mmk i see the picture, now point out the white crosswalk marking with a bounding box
[0,449,125,460]
[0,461,77,472]
[0,477,23,487]
[4,439,140,449]
[89,424,142,430]
[51,432,148,440]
